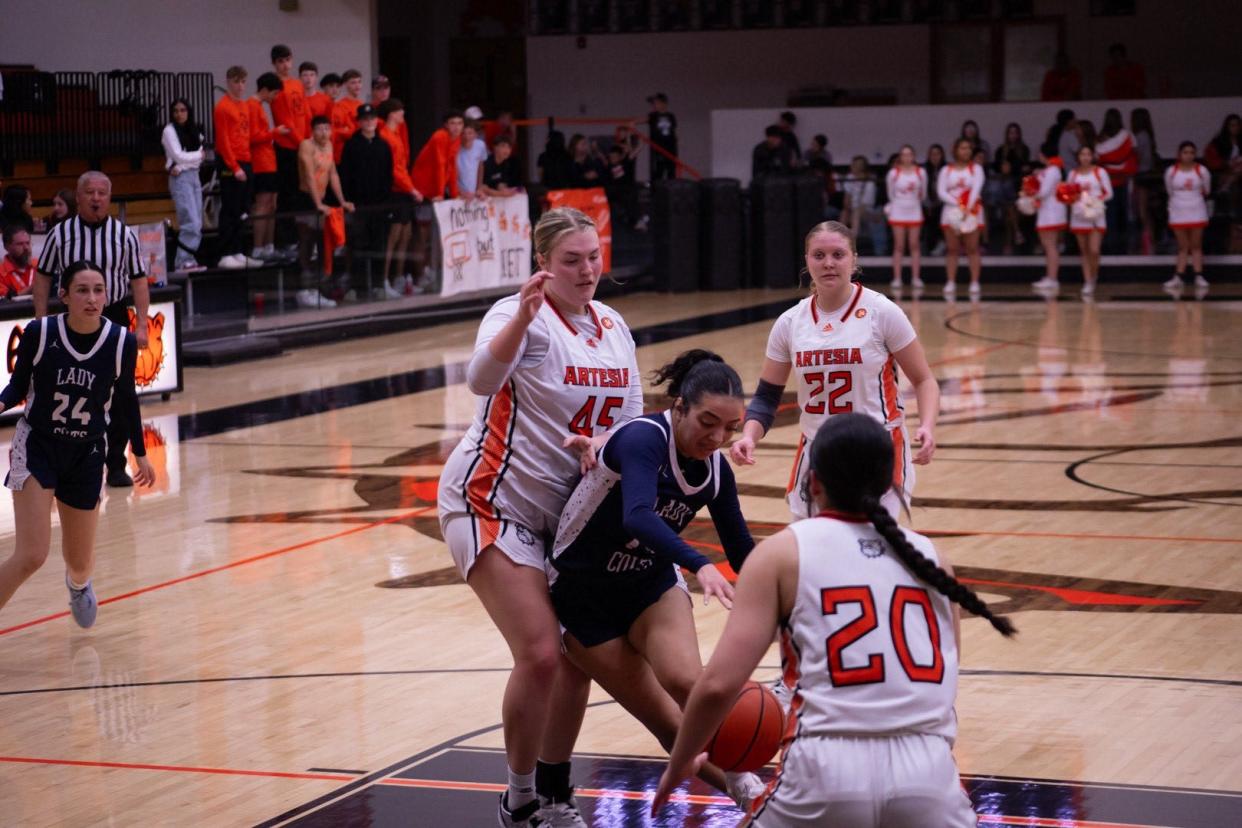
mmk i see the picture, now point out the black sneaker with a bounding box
[498,792,544,827]
[107,469,134,488]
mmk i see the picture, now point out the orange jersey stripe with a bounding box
[881,355,901,423]
[465,384,515,520]
[749,626,804,821]
[786,435,806,496]
[891,426,906,492]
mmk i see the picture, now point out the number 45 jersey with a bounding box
[782,514,959,741]
[440,293,642,536]
[22,315,128,443]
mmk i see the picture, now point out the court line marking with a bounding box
[0,506,435,638]
[0,755,355,782]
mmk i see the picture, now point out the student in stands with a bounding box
[332,69,366,163]
[410,110,465,292]
[161,98,206,272]
[270,45,310,248]
[213,65,258,270]
[480,136,523,198]
[300,62,333,120]
[248,72,288,263]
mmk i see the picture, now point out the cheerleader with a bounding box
[731,221,940,521]
[0,262,155,627]
[1067,144,1113,297]
[885,145,927,289]
[1029,142,1068,291]
[1162,142,1211,290]
[936,138,985,296]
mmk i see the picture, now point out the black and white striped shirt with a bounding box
[37,215,145,306]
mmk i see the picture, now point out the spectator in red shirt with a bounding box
[370,75,409,165]
[0,225,36,298]
[332,69,366,163]
[270,44,310,246]
[1041,52,1082,102]
[213,65,256,268]
[302,63,335,120]
[378,99,424,296]
[1104,43,1145,100]
[249,72,289,261]
[410,110,464,292]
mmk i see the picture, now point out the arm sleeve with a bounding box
[124,226,145,281]
[117,335,146,457]
[609,425,713,573]
[37,230,61,279]
[706,460,754,573]
[162,124,199,170]
[214,104,241,174]
[466,301,532,395]
[0,320,40,409]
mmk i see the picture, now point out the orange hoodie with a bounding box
[411,127,460,200]
[306,91,333,120]
[213,95,251,174]
[247,98,277,174]
[271,77,309,150]
[332,98,363,163]
[380,124,414,194]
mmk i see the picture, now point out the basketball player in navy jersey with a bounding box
[550,349,767,811]
[0,261,154,627]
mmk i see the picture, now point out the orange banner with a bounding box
[545,188,612,272]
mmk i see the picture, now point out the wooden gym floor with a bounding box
[0,282,1240,827]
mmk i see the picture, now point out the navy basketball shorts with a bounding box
[5,419,106,510]
[550,563,688,648]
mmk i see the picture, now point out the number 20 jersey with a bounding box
[24,315,126,443]
[440,294,642,534]
[781,515,959,741]
[765,284,917,441]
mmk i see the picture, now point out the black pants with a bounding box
[651,151,677,181]
[218,161,253,257]
[102,300,135,475]
[275,147,301,246]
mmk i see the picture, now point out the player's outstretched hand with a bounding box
[517,271,552,325]
[562,434,597,474]
[729,435,757,466]
[912,424,936,465]
[133,456,156,488]
[695,564,735,610]
[651,752,708,817]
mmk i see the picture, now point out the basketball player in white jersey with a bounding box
[937,138,985,297]
[1030,142,1068,292]
[438,207,642,827]
[1162,141,1212,291]
[1067,144,1113,298]
[652,414,1016,827]
[731,221,940,521]
[884,145,927,289]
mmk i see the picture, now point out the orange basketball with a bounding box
[706,680,785,772]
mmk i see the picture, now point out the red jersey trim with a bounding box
[546,298,603,340]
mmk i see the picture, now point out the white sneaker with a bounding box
[1162,275,1184,290]
[968,282,981,295]
[538,792,586,827]
[725,771,768,812]
[1081,281,1096,299]
[218,253,246,270]
[244,255,264,268]
[911,276,925,288]
[296,289,336,309]
[1032,277,1058,291]
[890,276,903,288]
[1193,274,1209,288]
[942,281,956,295]
[384,280,404,299]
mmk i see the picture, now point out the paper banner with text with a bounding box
[137,221,168,286]
[434,193,531,298]
[544,188,612,273]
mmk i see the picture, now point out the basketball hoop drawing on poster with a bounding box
[446,230,470,282]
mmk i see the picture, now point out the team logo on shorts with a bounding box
[600,317,614,329]
[858,538,885,558]
[855,308,867,319]
[513,524,537,547]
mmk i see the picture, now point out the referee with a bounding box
[34,171,150,488]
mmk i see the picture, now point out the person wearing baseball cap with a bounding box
[370,75,409,169]
[339,103,393,296]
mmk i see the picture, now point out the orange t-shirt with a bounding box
[306,91,334,120]
[380,125,414,194]
[213,95,251,173]
[332,98,363,163]
[411,128,460,199]
[247,98,277,174]
[0,257,36,296]
[271,77,309,150]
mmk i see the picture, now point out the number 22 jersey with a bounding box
[439,293,642,536]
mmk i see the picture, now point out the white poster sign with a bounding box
[434,193,531,298]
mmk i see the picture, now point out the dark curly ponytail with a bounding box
[810,414,1016,638]
[650,349,744,408]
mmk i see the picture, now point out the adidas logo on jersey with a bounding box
[858,538,886,558]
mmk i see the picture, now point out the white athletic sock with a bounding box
[507,766,536,810]
[68,576,88,590]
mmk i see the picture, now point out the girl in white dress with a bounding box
[1162,141,1212,290]
[936,138,985,297]
[885,145,927,289]
[1030,142,1068,291]
[1067,144,1113,298]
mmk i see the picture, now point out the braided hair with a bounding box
[809,414,1016,638]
